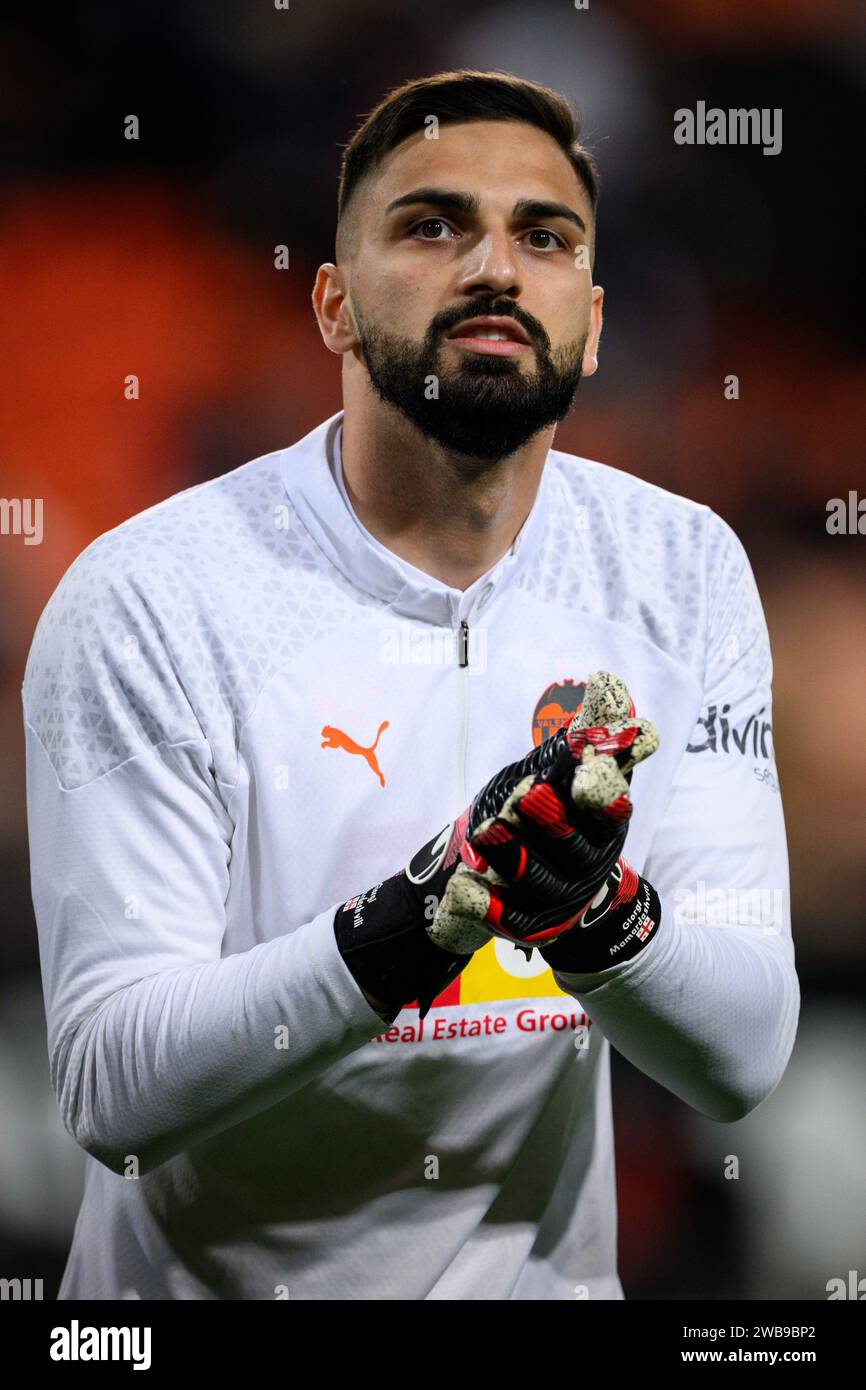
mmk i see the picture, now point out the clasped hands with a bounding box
[427,671,659,967]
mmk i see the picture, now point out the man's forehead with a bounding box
[371,120,592,219]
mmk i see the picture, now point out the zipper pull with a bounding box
[458,620,469,668]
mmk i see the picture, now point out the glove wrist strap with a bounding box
[540,863,661,974]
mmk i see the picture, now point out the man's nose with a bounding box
[455,228,522,301]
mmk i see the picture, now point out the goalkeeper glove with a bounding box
[426,672,661,971]
[333,696,608,1021]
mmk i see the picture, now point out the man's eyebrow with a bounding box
[512,198,586,235]
[384,187,479,218]
[383,188,587,236]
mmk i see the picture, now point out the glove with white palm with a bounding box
[333,678,621,1021]
[426,672,662,973]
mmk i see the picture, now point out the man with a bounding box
[23,69,799,1300]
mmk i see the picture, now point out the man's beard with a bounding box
[352,299,587,463]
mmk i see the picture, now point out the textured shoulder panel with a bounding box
[701,506,772,697]
[23,451,375,789]
[519,451,713,680]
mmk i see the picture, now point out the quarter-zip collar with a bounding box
[279,409,551,627]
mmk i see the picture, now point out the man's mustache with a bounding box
[431,306,548,350]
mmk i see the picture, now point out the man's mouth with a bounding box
[445,315,532,357]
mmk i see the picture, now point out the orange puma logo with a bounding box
[321,720,389,787]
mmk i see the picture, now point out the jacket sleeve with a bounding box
[22,549,386,1177]
[551,514,800,1122]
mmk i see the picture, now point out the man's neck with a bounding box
[339,402,554,591]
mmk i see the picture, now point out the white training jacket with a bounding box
[22,409,800,1300]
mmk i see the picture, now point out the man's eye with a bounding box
[522,228,566,251]
[407,221,566,250]
[410,218,456,241]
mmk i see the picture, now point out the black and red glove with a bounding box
[332,682,618,1021]
[426,672,662,972]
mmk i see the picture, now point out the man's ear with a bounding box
[581,284,604,376]
[312,264,358,355]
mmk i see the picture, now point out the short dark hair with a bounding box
[335,69,599,261]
